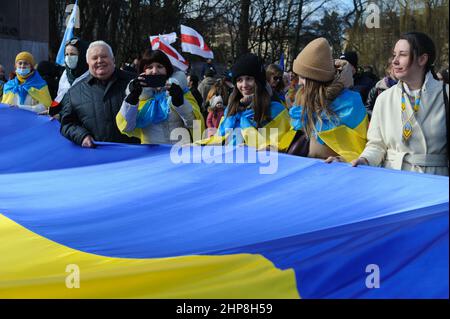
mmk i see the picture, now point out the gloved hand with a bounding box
[238,94,253,112]
[334,59,354,88]
[49,104,61,117]
[168,83,184,107]
[125,78,143,105]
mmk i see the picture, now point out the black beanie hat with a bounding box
[139,49,174,76]
[231,53,266,86]
[339,51,358,69]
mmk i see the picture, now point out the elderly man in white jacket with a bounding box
[353,32,448,176]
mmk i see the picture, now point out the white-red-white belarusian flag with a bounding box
[149,32,177,47]
[151,37,189,71]
[180,25,214,59]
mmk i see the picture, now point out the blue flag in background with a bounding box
[279,52,285,71]
[56,0,79,66]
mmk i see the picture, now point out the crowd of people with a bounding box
[1,31,448,176]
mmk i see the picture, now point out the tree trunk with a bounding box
[238,0,250,56]
[292,0,304,60]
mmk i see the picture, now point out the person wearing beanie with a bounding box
[198,67,217,111]
[340,51,358,73]
[116,49,203,144]
[204,78,230,117]
[196,53,293,150]
[1,51,52,114]
[206,94,225,137]
[187,73,203,110]
[288,37,368,162]
[209,94,224,110]
[201,58,217,78]
[340,50,377,103]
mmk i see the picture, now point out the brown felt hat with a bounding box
[293,38,335,83]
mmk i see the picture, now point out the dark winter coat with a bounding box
[60,69,139,145]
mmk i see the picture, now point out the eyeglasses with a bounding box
[273,76,283,81]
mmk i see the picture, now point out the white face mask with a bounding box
[65,55,79,69]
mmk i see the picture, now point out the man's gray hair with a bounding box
[86,40,114,61]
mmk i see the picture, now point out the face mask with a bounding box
[16,68,31,77]
[65,55,79,69]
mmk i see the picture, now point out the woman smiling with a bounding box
[198,53,292,151]
[352,32,449,176]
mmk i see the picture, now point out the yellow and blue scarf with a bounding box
[136,91,169,127]
[289,89,368,162]
[117,89,205,144]
[1,71,51,107]
[198,101,294,151]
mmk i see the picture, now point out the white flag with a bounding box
[180,25,214,59]
[149,32,177,47]
[152,37,189,72]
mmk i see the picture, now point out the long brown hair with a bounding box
[206,78,229,105]
[294,78,343,138]
[399,32,436,78]
[266,64,285,93]
[227,81,271,128]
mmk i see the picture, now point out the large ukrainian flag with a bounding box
[0,105,448,298]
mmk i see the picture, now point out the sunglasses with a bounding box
[65,38,79,46]
[273,76,283,81]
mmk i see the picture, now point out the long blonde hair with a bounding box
[294,78,343,138]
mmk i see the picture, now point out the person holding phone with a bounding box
[116,49,197,144]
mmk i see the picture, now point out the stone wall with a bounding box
[0,0,49,74]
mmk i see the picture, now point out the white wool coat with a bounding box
[360,71,449,176]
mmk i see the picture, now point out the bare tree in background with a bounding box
[48,0,448,73]
[238,0,251,56]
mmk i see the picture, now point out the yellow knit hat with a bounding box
[15,51,35,66]
[293,38,335,83]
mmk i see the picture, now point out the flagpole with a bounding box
[56,0,79,66]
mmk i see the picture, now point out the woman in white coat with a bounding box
[352,32,448,176]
